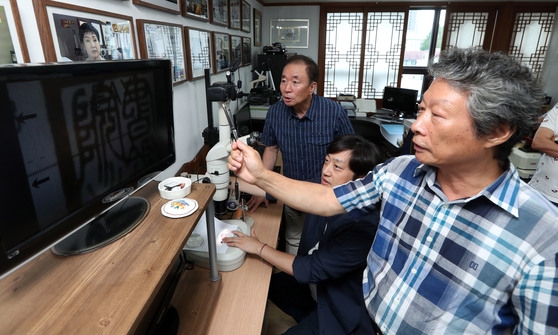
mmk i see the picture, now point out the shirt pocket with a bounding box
[308,132,331,147]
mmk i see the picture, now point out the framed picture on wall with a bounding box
[253,8,262,46]
[240,0,250,33]
[132,0,181,14]
[230,34,242,65]
[241,36,251,66]
[183,0,209,21]
[228,0,241,30]
[212,32,230,73]
[210,0,228,26]
[0,0,30,63]
[136,19,187,84]
[34,0,137,62]
[270,19,309,48]
[186,27,212,79]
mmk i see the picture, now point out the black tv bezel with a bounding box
[0,59,176,278]
[382,86,419,116]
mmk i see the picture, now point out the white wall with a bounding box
[15,0,263,179]
[262,5,320,60]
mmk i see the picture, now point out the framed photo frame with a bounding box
[240,0,250,33]
[185,27,212,80]
[137,19,187,84]
[34,0,137,62]
[0,0,30,63]
[183,0,209,21]
[270,19,309,48]
[253,8,262,47]
[241,36,251,66]
[230,35,242,65]
[212,32,230,73]
[132,0,181,14]
[228,0,240,30]
[210,0,228,27]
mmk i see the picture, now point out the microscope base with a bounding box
[185,219,250,272]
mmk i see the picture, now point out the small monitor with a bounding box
[381,86,418,116]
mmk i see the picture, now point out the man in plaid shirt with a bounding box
[229,48,558,334]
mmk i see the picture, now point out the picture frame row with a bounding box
[134,0,252,33]
[31,0,254,85]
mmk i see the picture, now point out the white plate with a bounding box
[161,198,199,218]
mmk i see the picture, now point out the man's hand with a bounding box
[222,230,263,255]
[246,195,269,213]
[228,140,265,184]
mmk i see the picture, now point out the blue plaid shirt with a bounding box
[334,155,558,334]
[261,94,354,182]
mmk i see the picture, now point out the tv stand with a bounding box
[52,196,150,256]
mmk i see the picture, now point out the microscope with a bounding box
[204,60,259,216]
[184,61,259,272]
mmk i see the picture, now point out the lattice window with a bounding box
[509,12,555,80]
[324,12,363,98]
[323,11,405,99]
[445,12,488,49]
[362,12,405,99]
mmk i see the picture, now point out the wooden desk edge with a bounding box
[172,201,283,335]
[0,182,216,335]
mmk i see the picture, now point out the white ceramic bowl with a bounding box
[158,177,192,200]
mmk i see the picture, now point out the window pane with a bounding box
[509,12,555,80]
[404,10,435,67]
[401,74,424,101]
[444,12,488,50]
[433,10,445,62]
[324,12,363,98]
[362,12,405,99]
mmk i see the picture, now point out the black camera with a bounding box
[263,42,286,54]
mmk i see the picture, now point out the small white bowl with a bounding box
[158,177,192,200]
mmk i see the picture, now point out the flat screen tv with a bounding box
[0,59,175,279]
[381,86,418,117]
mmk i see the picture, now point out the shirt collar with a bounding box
[288,93,316,121]
[413,162,520,217]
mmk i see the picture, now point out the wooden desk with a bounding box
[172,200,284,335]
[0,182,215,334]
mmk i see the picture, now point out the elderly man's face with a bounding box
[280,63,316,109]
[410,78,494,170]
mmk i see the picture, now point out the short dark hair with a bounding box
[79,22,100,42]
[327,135,383,180]
[429,47,544,167]
[284,55,319,85]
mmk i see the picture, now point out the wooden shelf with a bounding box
[0,182,215,334]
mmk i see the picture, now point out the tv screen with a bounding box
[0,60,175,278]
[381,86,418,116]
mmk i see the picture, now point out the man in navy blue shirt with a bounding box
[246,55,354,254]
[224,135,380,334]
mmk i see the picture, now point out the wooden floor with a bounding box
[262,266,297,335]
[263,300,297,335]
